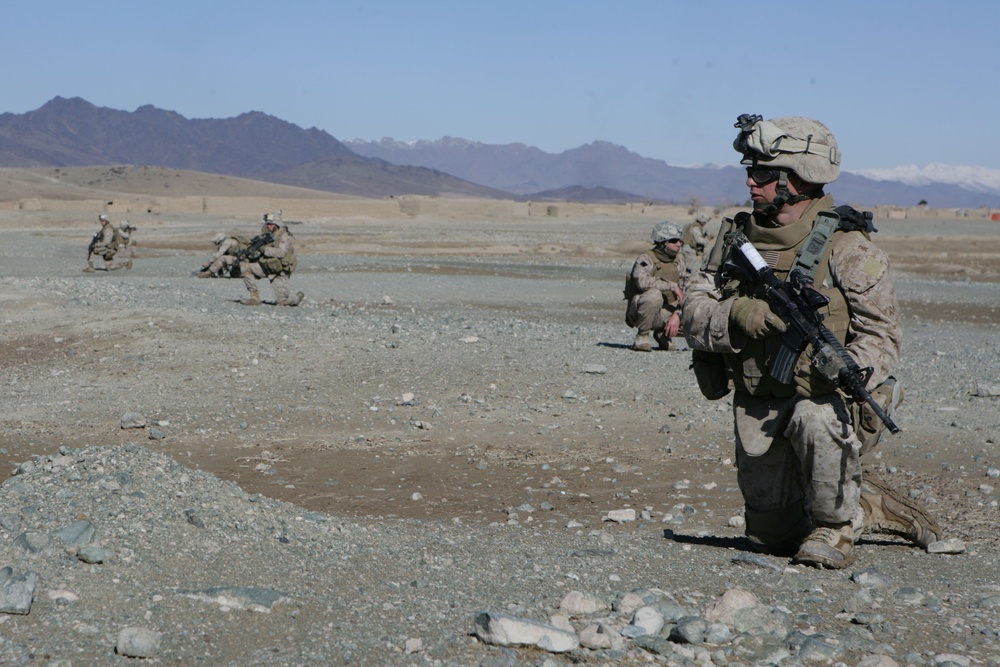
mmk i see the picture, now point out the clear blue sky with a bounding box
[6,1,1000,170]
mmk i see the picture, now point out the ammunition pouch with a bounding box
[853,376,903,457]
[260,256,284,275]
[691,349,731,400]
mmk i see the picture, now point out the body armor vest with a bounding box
[721,206,851,397]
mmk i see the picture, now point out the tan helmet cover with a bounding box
[695,213,711,224]
[212,232,226,245]
[735,115,840,184]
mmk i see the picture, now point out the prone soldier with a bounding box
[197,232,249,278]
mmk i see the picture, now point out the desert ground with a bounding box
[1,169,1000,665]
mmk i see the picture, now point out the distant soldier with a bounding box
[623,221,686,351]
[197,232,249,278]
[84,214,123,273]
[117,221,137,270]
[239,215,304,306]
[681,213,712,270]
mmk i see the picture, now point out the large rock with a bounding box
[473,611,579,653]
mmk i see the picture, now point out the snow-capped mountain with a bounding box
[850,164,1000,196]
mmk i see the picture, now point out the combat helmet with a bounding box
[98,214,109,223]
[695,213,711,224]
[734,114,840,184]
[733,114,840,214]
[651,221,682,244]
[212,232,226,245]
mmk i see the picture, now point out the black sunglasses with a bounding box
[746,167,782,184]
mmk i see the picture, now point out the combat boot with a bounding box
[794,523,856,569]
[653,331,674,351]
[240,291,261,306]
[195,270,213,279]
[633,332,652,352]
[294,291,305,306]
[125,260,133,270]
[860,469,942,548]
[83,262,95,273]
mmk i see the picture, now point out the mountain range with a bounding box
[2,97,999,209]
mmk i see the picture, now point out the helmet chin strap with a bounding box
[755,170,821,217]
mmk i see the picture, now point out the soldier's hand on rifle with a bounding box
[729,296,787,339]
[793,364,837,398]
[246,250,261,262]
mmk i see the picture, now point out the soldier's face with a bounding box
[746,170,780,206]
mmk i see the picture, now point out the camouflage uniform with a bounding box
[117,222,136,269]
[200,234,247,277]
[681,214,710,270]
[240,224,303,306]
[624,222,686,351]
[84,215,120,272]
[681,114,937,569]
[685,194,901,537]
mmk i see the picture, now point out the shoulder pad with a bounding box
[833,205,877,233]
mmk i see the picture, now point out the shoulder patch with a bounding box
[862,255,884,277]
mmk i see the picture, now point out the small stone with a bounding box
[116,627,162,658]
[604,509,636,523]
[120,411,147,429]
[927,538,966,554]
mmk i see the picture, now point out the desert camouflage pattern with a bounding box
[241,226,302,306]
[680,195,901,540]
[90,222,118,260]
[625,246,686,335]
[680,219,709,270]
[205,237,245,275]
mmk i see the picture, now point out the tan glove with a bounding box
[729,297,787,339]
[794,365,838,398]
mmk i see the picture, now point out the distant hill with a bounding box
[348,137,1000,209]
[3,98,999,208]
[0,98,505,199]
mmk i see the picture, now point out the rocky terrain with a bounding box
[1,204,999,666]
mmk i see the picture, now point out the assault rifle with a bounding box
[87,230,101,261]
[728,234,900,434]
[234,232,274,263]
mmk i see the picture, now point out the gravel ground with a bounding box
[1,209,999,666]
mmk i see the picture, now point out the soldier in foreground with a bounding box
[197,232,248,278]
[681,114,940,568]
[84,214,122,273]
[623,221,686,351]
[239,215,304,306]
[680,213,712,270]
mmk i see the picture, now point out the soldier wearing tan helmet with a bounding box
[623,221,686,352]
[239,214,304,307]
[116,221,137,270]
[681,212,712,270]
[680,114,940,569]
[84,214,123,273]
